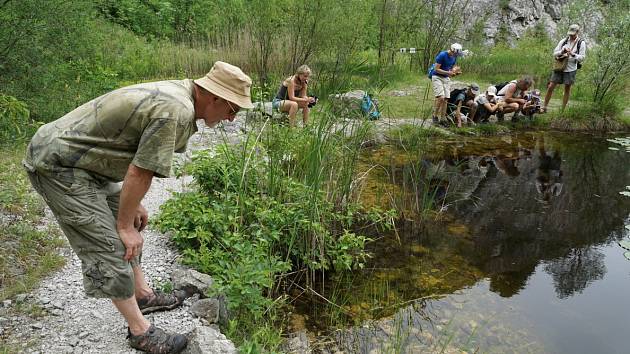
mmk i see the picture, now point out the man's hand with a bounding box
[134,204,149,232]
[117,164,153,261]
[118,227,144,261]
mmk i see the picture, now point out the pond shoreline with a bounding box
[2,116,628,353]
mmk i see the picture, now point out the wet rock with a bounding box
[189,298,219,323]
[171,269,214,297]
[183,325,236,354]
[281,330,311,354]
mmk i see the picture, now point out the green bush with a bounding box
[0,95,31,144]
[588,1,630,107]
[156,128,395,348]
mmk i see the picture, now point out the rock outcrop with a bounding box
[465,0,602,45]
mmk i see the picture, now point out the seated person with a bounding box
[475,86,504,123]
[522,89,543,119]
[272,65,316,127]
[496,76,534,122]
[446,83,480,127]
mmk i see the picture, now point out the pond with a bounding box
[292,132,630,354]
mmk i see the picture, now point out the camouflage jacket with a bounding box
[24,80,198,183]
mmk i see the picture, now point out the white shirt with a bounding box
[553,37,587,73]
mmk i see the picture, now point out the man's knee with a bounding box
[82,255,135,299]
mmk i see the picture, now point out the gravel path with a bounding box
[1,119,248,354]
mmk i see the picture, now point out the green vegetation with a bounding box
[0,147,65,302]
[2,0,628,135]
[156,118,396,349]
[0,95,31,145]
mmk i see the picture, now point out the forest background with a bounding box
[1,0,628,136]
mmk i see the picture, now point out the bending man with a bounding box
[23,61,253,353]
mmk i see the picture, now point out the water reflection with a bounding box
[535,138,563,202]
[295,132,630,353]
[445,133,628,299]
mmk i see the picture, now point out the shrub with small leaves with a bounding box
[0,94,31,144]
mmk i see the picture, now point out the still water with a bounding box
[295,132,630,353]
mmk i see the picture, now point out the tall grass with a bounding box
[460,35,553,88]
[156,113,396,349]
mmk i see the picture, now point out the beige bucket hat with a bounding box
[194,61,254,109]
[567,24,580,36]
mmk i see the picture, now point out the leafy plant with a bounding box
[156,120,395,349]
[0,95,31,144]
[589,0,630,107]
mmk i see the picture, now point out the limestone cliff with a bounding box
[464,0,603,45]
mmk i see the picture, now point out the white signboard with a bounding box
[399,48,406,53]
[409,48,416,54]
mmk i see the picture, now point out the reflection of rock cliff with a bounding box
[449,136,629,298]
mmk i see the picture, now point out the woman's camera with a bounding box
[308,96,318,108]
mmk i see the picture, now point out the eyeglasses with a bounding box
[226,100,240,115]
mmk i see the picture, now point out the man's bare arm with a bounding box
[117,164,153,261]
[504,85,525,105]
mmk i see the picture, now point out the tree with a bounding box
[589,0,630,106]
[244,0,286,86]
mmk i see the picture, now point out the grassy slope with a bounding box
[0,146,65,302]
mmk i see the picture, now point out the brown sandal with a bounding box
[137,289,188,314]
[127,324,187,354]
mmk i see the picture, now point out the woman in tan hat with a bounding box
[272,65,316,127]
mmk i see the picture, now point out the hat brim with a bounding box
[194,77,254,109]
[567,30,578,35]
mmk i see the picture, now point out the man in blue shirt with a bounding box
[430,43,464,126]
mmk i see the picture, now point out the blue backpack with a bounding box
[361,93,381,120]
[427,63,436,79]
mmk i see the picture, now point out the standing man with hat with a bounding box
[23,61,253,353]
[542,24,587,112]
[430,43,465,126]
